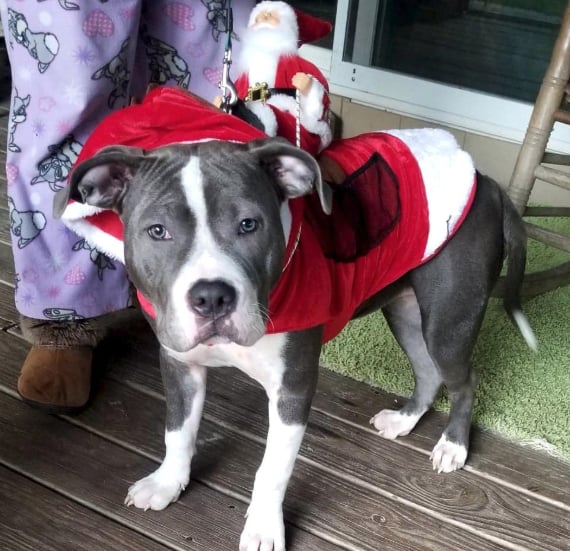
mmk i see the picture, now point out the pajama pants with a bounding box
[1,0,254,321]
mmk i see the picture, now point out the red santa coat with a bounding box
[270,130,476,342]
[235,54,332,156]
[58,86,476,344]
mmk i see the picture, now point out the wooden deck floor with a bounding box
[0,98,569,551]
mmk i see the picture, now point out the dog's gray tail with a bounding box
[501,189,538,351]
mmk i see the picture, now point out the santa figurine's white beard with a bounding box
[237,24,298,87]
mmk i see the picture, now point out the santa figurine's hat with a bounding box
[247,1,332,46]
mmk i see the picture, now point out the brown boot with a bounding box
[18,316,104,414]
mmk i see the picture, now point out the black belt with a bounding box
[267,87,297,97]
[246,83,296,102]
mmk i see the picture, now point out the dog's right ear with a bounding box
[53,145,145,218]
[247,137,332,214]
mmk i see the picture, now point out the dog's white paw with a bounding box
[370,409,422,440]
[430,435,467,473]
[125,469,187,511]
[239,505,285,551]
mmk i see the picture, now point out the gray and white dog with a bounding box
[55,137,535,551]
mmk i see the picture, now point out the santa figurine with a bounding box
[229,1,333,156]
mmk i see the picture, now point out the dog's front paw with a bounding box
[430,434,467,473]
[239,505,285,551]
[370,409,422,439]
[125,469,188,511]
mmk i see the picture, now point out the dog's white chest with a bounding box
[171,332,289,391]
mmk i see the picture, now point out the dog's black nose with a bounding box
[188,279,237,319]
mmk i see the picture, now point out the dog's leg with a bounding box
[240,400,305,551]
[429,368,477,474]
[371,287,443,439]
[410,266,487,474]
[371,281,481,473]
[416,177,505,473]
[125,347,206,510]
[373,176,508,473]
[239,329,321,551]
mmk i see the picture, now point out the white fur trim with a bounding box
[267,93,297,115]
[385,129,476,259]
[298,76,332,150]
[302,76,326,120]
[312,120,332,152]
[268,90,331,151]
[61,206,125,263]
[246,101,278,136]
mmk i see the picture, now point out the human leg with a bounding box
[136,0,255,102]
[1,0,142,411]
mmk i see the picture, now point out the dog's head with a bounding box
[55,138,331,353]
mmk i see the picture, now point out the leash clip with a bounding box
[219,47,238,112]
[218,3,238,113]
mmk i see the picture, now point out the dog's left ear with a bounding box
[53,145,145,218]
[248,138,332,214]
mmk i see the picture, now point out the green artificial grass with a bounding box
[321,216,570,460]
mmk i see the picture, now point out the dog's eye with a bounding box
[238,218,258,234]
[147,224,171,240]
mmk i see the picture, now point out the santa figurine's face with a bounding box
[239,2,299,68]
[253,9,280,28]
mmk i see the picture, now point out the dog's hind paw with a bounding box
[370,409,422,440]
[430,435,467,473]
[125,470,187,511]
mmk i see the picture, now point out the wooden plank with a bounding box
[62,334,513,550]
[0,280,18,326]
[213,364,570,515]
[0,334,341,551]
[114,323,570,509]
[0,239,14,285]
[0,465,172,551]
[0,169,9,213]
[311,370,570,507]
[71,381,511,551]
[0,393,252,551]
[193,373,570,551]
[0,79,9,113]
[0,331,509,551]
[0,211,10,244]
[104,326,570,550]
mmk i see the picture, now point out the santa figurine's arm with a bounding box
[292,72,313,95]
[292,71,328,122]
